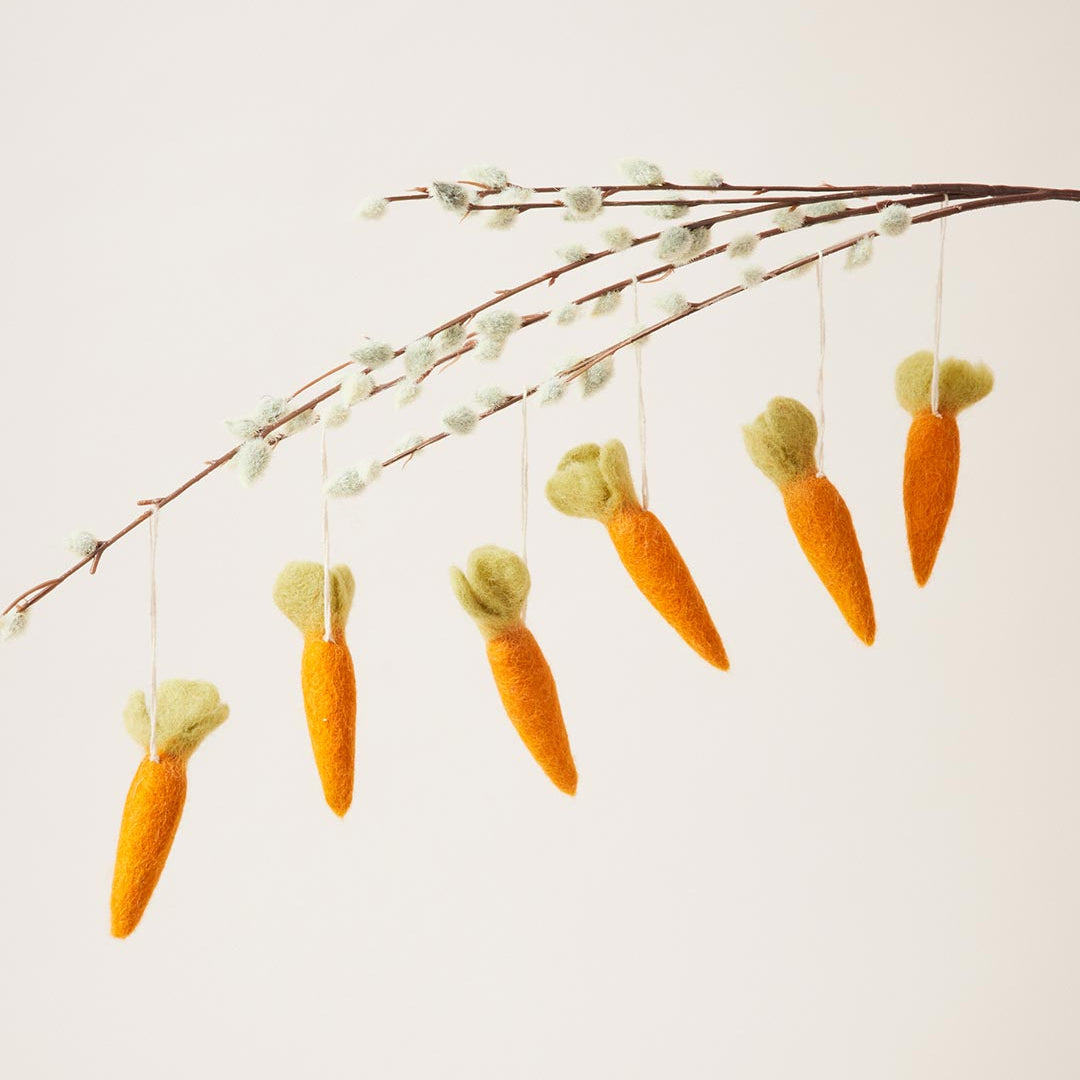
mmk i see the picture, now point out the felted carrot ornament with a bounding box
[111,679,228,938]
[451,546,577,795]
[273,561,357,816]
[743,397,875,645]
[896,350,993,586]
[545,440,729,669]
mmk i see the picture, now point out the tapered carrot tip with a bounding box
[896,351,993,587]
[450,546,578,795]
[743,397,876,645]
[274,562,357,816]
[545,439,729,669]
[111,680,228,938]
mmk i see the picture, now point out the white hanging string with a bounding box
[631,275,649,509]
[930,194,949,417]
[520,384,529,566]
[147,504,160,763]
[321,424,334,644]
[814,252,827,477]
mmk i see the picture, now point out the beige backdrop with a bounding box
[2,1,1079,1077]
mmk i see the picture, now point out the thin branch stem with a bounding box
[4,186,1076,618]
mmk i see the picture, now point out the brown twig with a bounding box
[4,186,1076,620]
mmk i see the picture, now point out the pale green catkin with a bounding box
[123,680,229,759]
[450,546,530,640]
[545,440,638,521]
[895,350,994,415]
[273,562,356,639]
[742,397,818,487]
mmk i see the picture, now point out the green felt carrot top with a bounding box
[895,351,994,415]
[450,546,530,640]
[742,397,819,487]
[544,440,638,521]
[273,561,356,640]
[123,679,229,759]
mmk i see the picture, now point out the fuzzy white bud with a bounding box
[773,206,807,232]
[581,357,615,396]
[252,396,289,425]
[845,235,874,269]
[473,338,505,363]
[350,341,394,369]
[321,401,351,429]
[0,609,28,642]
[805,199,848,218]
[591,290,623,316]
[465,164,510,191]
[646,203,689,220]
[431,180,471,213]
[879,203,912,237]
[619,158,664,185]
[658,226,693,263]
[740,265,765,289]
[396,380,421,407]
[234,438,273,486]
[690,169,724,188]
[403,337,437,379]
[539,377,566,405]
[559,185,604,221]
[474,385,511,409]
[656,292,690,316]
[279,409,316,436]
[434,323,467,352]
[728,232,759,259]
[356,197,388,221]
[474,309,522,339]
[602,225,635,252]
[340,369,375,405]
[65,530,100,558]
[554,303,581,326]
[556,243,589,264]
[443,405,479,435]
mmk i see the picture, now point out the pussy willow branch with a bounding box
[293,185,971,399]
[4,186,1076,618]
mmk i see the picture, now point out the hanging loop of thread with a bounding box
[631,276,649,509]
[520,384,529,567]
[930,194,949,417]
[814,251,827,477]
[321,424,334,644]
[147,503,160,763]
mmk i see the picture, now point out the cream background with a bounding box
[1,1,1079,1077]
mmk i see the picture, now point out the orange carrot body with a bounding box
[903,411,960,587]
[781,474,876,645]
[110,754,187,938]
[486,625,577,795]
[300,635,356,817]
[606,504,729,669]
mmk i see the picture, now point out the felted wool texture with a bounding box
[487,626,577,796]
[903,411,961,587]
[895,352,992,586]
[895,350,994,416]
[451,546,577,795]
[449,545,531,640]
[110,753,187,938]
[123,679,229,759]
[781,474,876,645]
[273,562,358,815]
[744,399,875,645]
[300,636,357,816]
[546,440,729,669]
[742,397,818,488]
[273,561,356,640]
